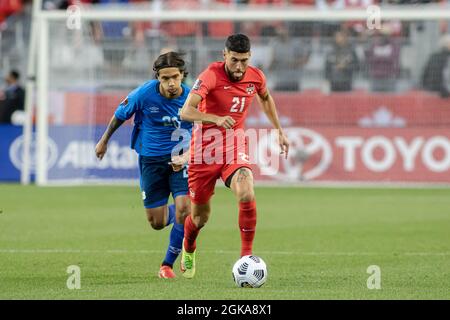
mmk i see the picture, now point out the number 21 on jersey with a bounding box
[230,97,246,113]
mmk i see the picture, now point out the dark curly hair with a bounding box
[225,34,251,53]
[153,51,188,78]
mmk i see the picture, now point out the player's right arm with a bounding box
[180,68,235,129]
[95,88,140,160]
[180,93,235,129]
[95,116,124,160]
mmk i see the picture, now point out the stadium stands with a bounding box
[1,1,449,94]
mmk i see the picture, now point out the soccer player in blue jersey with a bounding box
[95,52,192,278]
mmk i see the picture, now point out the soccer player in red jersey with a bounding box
[179,34,290,278]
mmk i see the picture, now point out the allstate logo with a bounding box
[257,128,332,181]
[9,134,59,172]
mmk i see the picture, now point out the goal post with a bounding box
[37,5,450,22]
[20,0,41,185]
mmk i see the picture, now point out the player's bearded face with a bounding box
[224,50,251,82]
[157,67,184,98]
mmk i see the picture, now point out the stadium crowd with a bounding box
[2,0,449,24]
[1,0,449,96]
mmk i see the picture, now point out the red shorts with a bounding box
[188,134,252,204]
[188,141,252,204]
[188,162,252,205]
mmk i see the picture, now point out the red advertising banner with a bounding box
[59,91,450,183]
[246,90,450,127]
[61,91,450,127]
[251,127,450,183]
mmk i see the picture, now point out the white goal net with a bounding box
[27,3,450,185]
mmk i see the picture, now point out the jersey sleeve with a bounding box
[114,87,141,121]
[190,68,217,100]
[255,68,268,97]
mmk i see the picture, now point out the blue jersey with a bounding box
[114,80,192,157]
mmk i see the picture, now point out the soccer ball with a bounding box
[232,255,267,288]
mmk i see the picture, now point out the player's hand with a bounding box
[95,140,107,160]
[278,131,290,159]
[215,116,235,129]
[170,154,188,172]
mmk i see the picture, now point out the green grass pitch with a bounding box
[0,184,449,299]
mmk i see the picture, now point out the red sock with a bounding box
[183,215,201,253]
[239,200,257,257]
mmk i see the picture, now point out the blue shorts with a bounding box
[138,155,189,209]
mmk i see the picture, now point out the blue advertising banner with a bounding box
[0,125,140,183]
[0,125,23,182]
[47,125,139,182]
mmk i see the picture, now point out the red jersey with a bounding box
[189,62,267,165]
[190,61,268,132]
[188,62,266,202]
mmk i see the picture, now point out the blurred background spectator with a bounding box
[315,0,343,37]
[268,26,311,91]
[0,0,22,23]
[0,70,25,125]
[422,34,450,98]
[325,30,359,92]
[364,25,401,92]
[95,0,133,71]
[1,0,449,95]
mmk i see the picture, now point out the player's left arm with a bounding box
[170,149,190,172]
[256,90,289,159]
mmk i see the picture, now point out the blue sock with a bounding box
[162,220,184,267]
[162,204,183,267]
[166,204,176,226]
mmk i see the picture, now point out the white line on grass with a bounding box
[0,249,448,256]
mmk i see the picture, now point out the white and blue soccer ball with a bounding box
[232,255,267,288]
